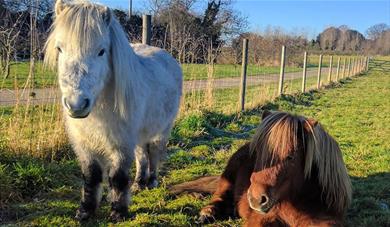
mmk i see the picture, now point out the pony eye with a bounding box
[98,49,105,56]
[57,47,62,53]
[287,155,294,161]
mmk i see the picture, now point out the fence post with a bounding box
[358,57,361,73]
[357,57,360,73]
[239,39,249,111]
[317,54,323,89]
[356,57,359,74]
[347,58,351,77]
[352,58,356,76]
[366,56,370,71]
[278,45,286,95]
[302,51,307,93]
[328,55,333,82]
[336,56,341,81]
[342,57,346,78]
[142,15,152,45]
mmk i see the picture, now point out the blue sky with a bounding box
[99,0,390,38]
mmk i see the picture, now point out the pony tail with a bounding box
[307,123,352,214]
[109,17,138,120]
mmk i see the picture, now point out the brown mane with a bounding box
[305,122,352,213]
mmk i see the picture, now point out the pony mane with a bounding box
[44,0,141,119]
[250,111,352,213]
[305,122,352,213]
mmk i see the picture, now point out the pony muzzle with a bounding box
[247,191,275,214]
[63,97,91,118]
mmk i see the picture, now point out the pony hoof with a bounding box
[198,206,216,224]
[109,210,127,223]
[75,208,93,221]
[131,183,146,193]
[147,179,158,189]
[197,214,216,224]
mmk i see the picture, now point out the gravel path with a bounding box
[0,68,329,106]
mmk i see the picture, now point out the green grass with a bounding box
[0,62,57,89]
[1,59,389,226]
[0,61,320,90]
[0,55,360,89]
[182,63,305,80]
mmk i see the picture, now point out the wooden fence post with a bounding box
[366,56,370,71]
[278,45,286,95]
[328,55,333,82]
[142,15,151,45]
[336,56,341,81]
[317,54,323,89]
[302,51,307,93]
[347,58,351,77]
[357,57,360,74]
[342,57,346,78]
[239,39,249,111]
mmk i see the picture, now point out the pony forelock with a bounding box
[250,112,302,167]
[44,1,108,69]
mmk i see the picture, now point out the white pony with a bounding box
[45,0,182,221]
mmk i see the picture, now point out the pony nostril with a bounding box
[260,194,269,206]
[82,99,90,110]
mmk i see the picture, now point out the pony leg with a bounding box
[75,159,103,221]
[108,154,132,222]
[147,139,167,189]
[198,176,235,223]
[199,143,252,223]
[131,144,149,192]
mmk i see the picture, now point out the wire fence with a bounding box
[0,17,370,160]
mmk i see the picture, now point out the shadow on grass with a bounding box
[0,150,81,224]
[347,172,390,227]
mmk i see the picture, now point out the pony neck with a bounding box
[283,168,343,221]
[277,201,342,226]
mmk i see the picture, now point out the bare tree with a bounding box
[366,23,389,40]
[145,0,247,63]
[0,6,26,78]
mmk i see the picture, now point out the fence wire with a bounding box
[0,44,368,158]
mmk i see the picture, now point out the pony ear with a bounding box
[261,110,272,120]
[100,6,112,26]
[55,0,65,16]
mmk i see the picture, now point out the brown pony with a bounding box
[170,111,352,226]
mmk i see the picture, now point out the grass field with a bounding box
[1,54,354,89]
[1,62,306,89]
[1,59,388,226]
